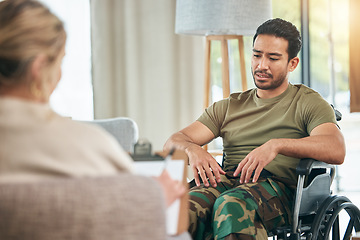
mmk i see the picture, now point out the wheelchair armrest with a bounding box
[296,158,336,182]
[292,159,336,234]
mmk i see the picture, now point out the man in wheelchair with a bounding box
[164,18,354,239]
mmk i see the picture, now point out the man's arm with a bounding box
[234,122,345,184]
[163,121,225,187]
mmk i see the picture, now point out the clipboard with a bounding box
[133,150,189,236]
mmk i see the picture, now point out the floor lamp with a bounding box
[203,35,247,109]
[175,0,272,109]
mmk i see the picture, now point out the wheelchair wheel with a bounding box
[309,195,360,240]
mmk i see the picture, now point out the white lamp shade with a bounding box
[175,0,272,36]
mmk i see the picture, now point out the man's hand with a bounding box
[186,144,225,187]
[163,121,225,188]
[233,140,278,184]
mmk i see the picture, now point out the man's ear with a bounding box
[288,57,300,72]
[29,54,47,83]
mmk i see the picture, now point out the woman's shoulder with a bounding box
[57,117,134,171]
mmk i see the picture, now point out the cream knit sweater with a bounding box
[0,97,134,183]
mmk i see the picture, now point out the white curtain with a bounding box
[90,0,204,150]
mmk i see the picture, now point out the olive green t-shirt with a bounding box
[197,84,337,183]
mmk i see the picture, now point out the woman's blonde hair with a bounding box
[0,0,66,86]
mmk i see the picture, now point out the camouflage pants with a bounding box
[188,172,294,240]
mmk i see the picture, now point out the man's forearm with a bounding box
[163,131,196,152]
[164,121,216,154]
[271,134,345,165]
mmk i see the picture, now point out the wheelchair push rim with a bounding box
[309,195,360,240]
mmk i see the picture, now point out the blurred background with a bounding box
[39,0,359,206]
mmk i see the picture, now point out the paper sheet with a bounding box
[134,160,185,235]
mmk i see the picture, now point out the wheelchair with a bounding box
[270,158,360,240]
[272,107,360,239]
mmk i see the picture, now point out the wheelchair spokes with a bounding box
[309,195,360,240]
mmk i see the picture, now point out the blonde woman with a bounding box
[0,0,184,206]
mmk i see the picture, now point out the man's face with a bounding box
[251,34,296,91]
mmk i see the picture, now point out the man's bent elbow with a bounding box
[335,147,346,165]
[332,138,346,165]
[163,131,189,152]
[163,133,177,152]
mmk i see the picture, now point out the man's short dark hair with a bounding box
[253,18,302,61]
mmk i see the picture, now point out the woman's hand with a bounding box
[155,170,187,207]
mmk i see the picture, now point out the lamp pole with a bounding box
[203,35,248,109]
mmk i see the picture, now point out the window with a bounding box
[40,0,93,120]
[275,0,360,196]
[309,0,349,112]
